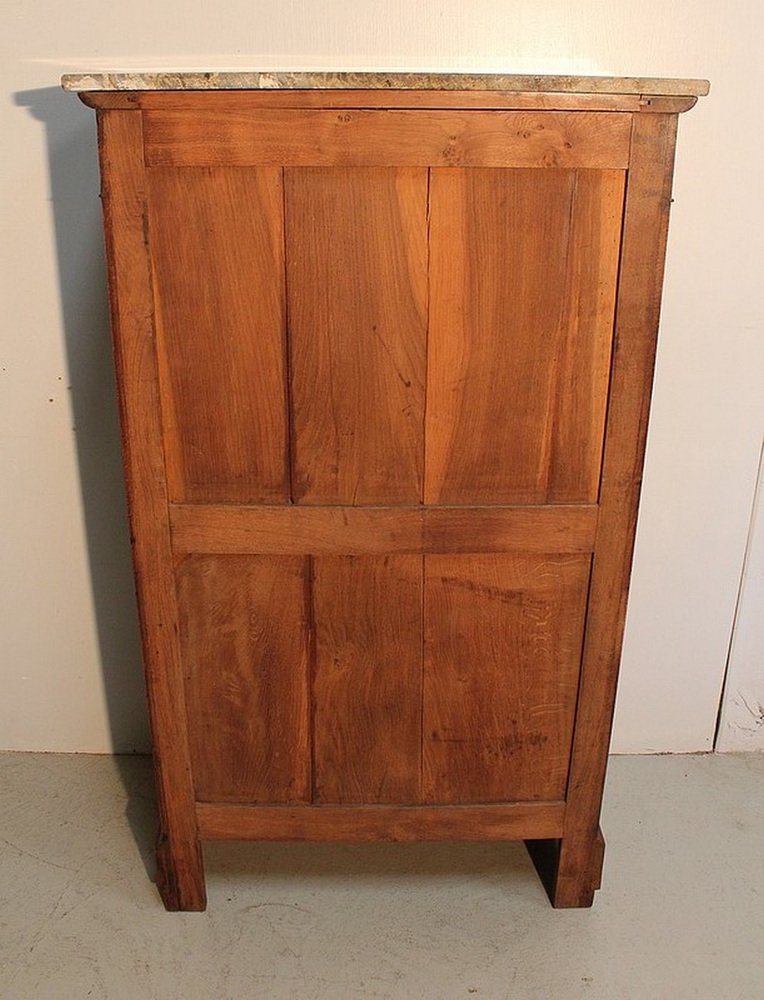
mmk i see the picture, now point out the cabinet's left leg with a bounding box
[525,827,605,908]
[155,828,206,911]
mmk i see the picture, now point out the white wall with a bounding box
[2,2,762,753]
[717,444,764,751]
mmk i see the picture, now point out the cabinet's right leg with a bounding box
[155,828,207,911]
[525,827,605,908]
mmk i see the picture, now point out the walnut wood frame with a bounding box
[85,88,695,910]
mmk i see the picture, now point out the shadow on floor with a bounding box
[203,838,534,888]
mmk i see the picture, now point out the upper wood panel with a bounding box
[286,167,427,504]
[147,167,289,503]
[425,167,624,504]
[143,110,631,168]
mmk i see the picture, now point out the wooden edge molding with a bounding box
[196,802,566,842]
[638,95,697,113]
[78,90,701,114]
[169,503,599,556]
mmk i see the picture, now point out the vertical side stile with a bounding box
[529,112,680,907]
[97,109,206,910]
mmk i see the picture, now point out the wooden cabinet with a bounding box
[66,72,707,910]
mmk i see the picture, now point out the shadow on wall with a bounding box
[15,84,157,877]
[14,86,149,752]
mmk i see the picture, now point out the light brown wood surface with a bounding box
[147,166,289,503]
[177,555,311,803]
[425,167,623,504]
[313,556,423,803]
[144,109,631,168]
[536,112,682,908]
[170,504,598,555]
[80,90,699,114]
[196,801,565,841]
[423,554,590,803]
[286,167,427,503]
[96,111,205,910]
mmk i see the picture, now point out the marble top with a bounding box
[61,71,710,97]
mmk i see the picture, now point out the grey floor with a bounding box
[1,753,762,1000]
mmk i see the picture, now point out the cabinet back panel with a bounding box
[147,167,290,503]
[423,553,591,803]
[73,79,703,908]
[142,109,634,816]
[286,167,427,504]
[177,554,311,803]
[425,168,625,504]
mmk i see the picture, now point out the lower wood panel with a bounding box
[312,555,423,803]
[174,527,594,809]
[423,553,591,804]
[177,555,311,803]
[196,801,565,841]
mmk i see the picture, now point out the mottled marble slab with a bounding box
[61,71,710,97]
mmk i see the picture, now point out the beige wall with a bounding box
[2,2,762,753]
[717,444,764,751]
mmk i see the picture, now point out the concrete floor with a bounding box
[1,753,762,1000]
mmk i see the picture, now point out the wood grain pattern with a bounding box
[425,167,624,504]
[196,801,565,841]
[169,503,598,555]
[96,111,205,910]
[147,166,289,503]
[177,555,311,804]
[144,110,631,168]
[534,113,682,908]
[312,556,423,803]
[421,506,598,553]
[81,91,698,113]
[82,88,698,911]
[423,554,591,804]
[286,167,427,503]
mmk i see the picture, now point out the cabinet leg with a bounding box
[525,827,605,908]
[155,829,207,911]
